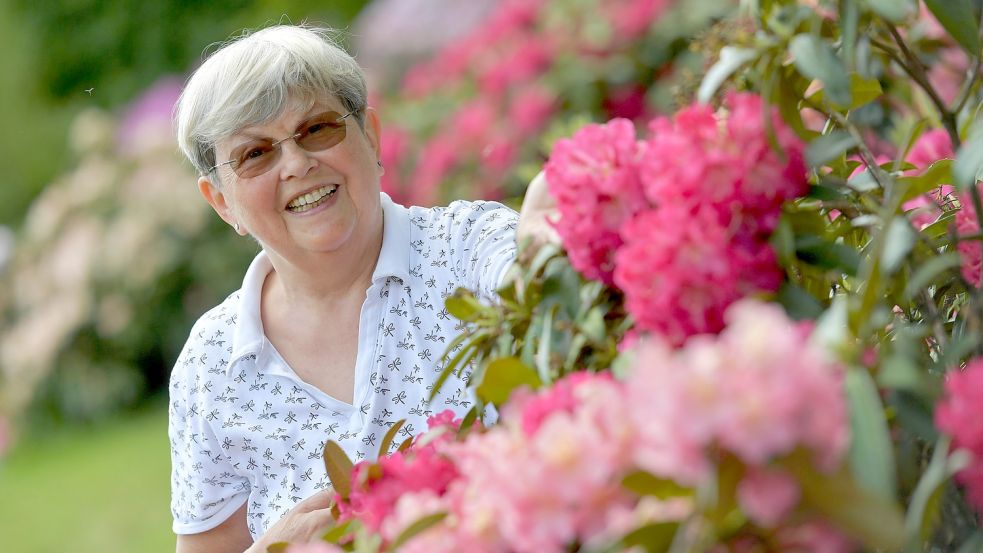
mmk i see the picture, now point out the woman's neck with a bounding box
[263,215,385,312]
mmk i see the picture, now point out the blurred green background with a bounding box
[0,2,366,551]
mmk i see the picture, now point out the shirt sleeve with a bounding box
[444,200,518,301]
[168,321,250,535]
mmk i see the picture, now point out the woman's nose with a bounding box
[277,138,317,180]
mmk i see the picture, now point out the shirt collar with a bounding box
[227,192,411,375]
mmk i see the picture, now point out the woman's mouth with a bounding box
[286,184,339,213]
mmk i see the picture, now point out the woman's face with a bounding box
[201,96,383,262]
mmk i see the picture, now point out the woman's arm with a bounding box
[516,170,560,252]
[176,503,253,553]
[175,489,335,553]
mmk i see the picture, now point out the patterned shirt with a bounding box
[168,194,517,537]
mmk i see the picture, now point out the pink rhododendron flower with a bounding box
[627,299,849,484]
[936,359,983,511]
[737,467,801,528]
[509,84,556,136]
[954,189,983,287]
[545,118,645,284]
[336,410,462,532]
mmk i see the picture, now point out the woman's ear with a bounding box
[198,175,243,233]
[363,107,383,164]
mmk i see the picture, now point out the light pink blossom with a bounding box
[737,467,801,528]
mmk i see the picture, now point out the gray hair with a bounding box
[175,24,368,182]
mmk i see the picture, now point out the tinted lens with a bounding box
[297,111,348,151]
[232,141,279,178]
[229,111,350,178]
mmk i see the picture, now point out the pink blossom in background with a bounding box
[602,0,670,40]
[774,520,856,553]
[509,84,556,136]
[407,134,460,205]
[954,189,982,287]
[117,77,183,156]
[736,468,800,528]
[545,118,645,284]
[902,129,955,229]
[936,359,983,511]
[907,129,954,169]
[379,126,411,204]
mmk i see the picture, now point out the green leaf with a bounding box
[579,307,606,343]
[956,531,983,553]
[923,0,981,57]
[905,437,971,543]
[877,354,923,393]
[880,218,916,275]
[377,419,405,458]
[862,0,915,22]
[536,305,558,382]
[323,440,354,500]
[806,130,858,167]
[898,159,953,203]
[903,252,962,299]
[320,520,354,543]
[808,73,883,109]
[445,290,483,322]
[266,542,290,553]
[777,282,825,320]
[389,512,448,550]
[790,34,852,108]
[697,46,759,103]
[619,522,678,552]
[845,368,897,502]
[954,123,983,189]
[785,459,905,551]
[796,238,861,276]
[622,470,692,499]
[476,356,541,405]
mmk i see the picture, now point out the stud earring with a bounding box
[377,160,383,167]
[234,222,241,233]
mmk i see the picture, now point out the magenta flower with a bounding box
[936,359,983,511]
[545,118,645,284]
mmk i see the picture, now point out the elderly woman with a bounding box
[169,24,555,553]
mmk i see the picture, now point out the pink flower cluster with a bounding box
[328,300,851,552]
[900,129,981,287]
[336,412,463,533]
[935,359,983,512]
[546,93,807,344]
[379,0,672,205]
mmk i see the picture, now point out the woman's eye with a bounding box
[243,146,270,161]
[307,122,329,135]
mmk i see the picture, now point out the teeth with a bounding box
[287,185,338,212]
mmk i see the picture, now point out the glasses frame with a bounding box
[208,109,361,177]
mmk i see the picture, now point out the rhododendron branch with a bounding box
[885,24,961,149]
[952,54,983,116]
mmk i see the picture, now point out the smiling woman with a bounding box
[169,24,557,553]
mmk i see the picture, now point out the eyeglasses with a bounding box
[209,109,360,178]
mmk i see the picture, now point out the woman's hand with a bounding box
[516,170,561,258]
[246,489,337,552]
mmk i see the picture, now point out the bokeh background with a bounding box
[0,0,727,550]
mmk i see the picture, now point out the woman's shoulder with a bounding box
[170,290,243,382]
[406,199,518,234]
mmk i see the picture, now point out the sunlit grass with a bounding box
[0,404,174,553]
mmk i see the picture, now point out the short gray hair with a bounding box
[175,24,368,181]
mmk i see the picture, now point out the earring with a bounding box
[377,160,383,168]
[234,222,241,233]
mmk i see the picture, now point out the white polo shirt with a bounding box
[168,194,517,538]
